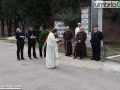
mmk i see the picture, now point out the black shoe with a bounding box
[96,59,100,61]
[74,56,77,59]
[17,58,20,61]
[40,56,42,58]
[21,58,25,60]
[80,57,82,59]
[29,57,32,59]
[65,54,68,56]
[34,57,38,59]
[44,55,46,57]
[90,58,96,60]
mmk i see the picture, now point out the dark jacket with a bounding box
[91,30,103,46]
[63,30,73,41]
[26,29,36,44]
[36,29,44,42]
[15,31,25,44]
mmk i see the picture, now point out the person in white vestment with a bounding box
[46,28,59,69]
[75,23,81,37]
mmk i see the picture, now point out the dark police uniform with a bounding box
[91,25,103,61]
[15,29,25,60]
[26,25,37,59]
[36,24,46,58]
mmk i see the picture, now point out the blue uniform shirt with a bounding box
[91,30,104,46]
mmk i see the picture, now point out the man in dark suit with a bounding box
[15,27,25,61]
[36,24,46,58]
[26,25,38,59]
[90,25,103,61]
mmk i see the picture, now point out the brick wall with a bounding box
[103,18,120,44]
[0,23,15,36]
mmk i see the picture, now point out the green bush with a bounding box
[38,29,59,48]
[55,34,59,38]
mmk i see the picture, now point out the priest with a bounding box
[46,28,59,69]
[74,27,87,59]
[63,26,73,56]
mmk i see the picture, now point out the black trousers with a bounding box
[92,46,101,60]
[28,43,36,58]
[39,47,46,57]
[17,44,24,59]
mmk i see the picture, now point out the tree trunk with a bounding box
[13,18,17,35]
[1,20,4,37]
[7,19,12,37]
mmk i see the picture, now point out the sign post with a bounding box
[54,21,66,37]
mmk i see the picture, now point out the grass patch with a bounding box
[58,45,65,51]
[58,45,93,55]
[113,56,120,61]
[5,40,14,43]
[0,37,6,39]
[6,40,13,42]
[104,43,120,48]
[58,45,117,56]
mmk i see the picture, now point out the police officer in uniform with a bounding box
[90,25,103,61]
[36,24,46,58]
[15,27,25,61]
[26,25,38,59]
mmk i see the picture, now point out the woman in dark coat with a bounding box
[74,27,87,59]
[15,27,25,61]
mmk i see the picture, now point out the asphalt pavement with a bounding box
[0,41,120,90]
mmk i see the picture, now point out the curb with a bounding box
[102,57,120,63]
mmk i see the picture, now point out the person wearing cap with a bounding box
[75,23,81,37]
[36,24,46,58]
[15,27,25,61]
[26,24,38,59]
[90,25,103,61]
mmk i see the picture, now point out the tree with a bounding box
[1,0,25,36]
[51,0,87,14]
[2,0,12,36]
[51,0,86,32]
[61,9,81,32]
[1,0,17,36]
[0,0,51,36]
[0,0,4,37]
[20,0,51,30]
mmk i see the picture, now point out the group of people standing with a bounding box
[15,22,103,69]
[15,24,45,60]
[63,23,103,61]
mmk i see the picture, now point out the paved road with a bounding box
[0,41,120,90]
